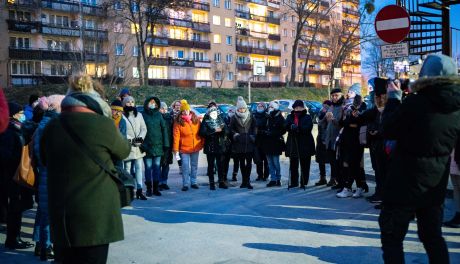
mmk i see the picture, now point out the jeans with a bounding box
[124,158,144,189]
[32,206,51,248]
[379,204,449,264]
[181,152,200,187]
[160,163,170,185]
[144,156,161,183]
[289,156,311,186]
[266,154,281,181]
[256,148,269,179]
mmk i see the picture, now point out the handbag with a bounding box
[59,117,135,208]
[13,136,36,190]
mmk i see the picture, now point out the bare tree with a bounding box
[108,0,191,86]
[212,61,230,89]
[362,39,393,78]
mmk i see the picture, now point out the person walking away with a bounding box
[379,54,460,264]
[314,100,332,186]
[285,100,315,189]
[324,89,345,189]
[159,102,173,191]
[230,96,256,189]
[261,101,286,187]
[32,95,64,260]
[122,96,147,200]
[142,96,169,196]
[173,100,204,191]
[199,106,229,190]
[253,102,269,181]
[222,106,239,183]
[444,147,460,228]
[0,103,34,250]
[336,84,368,198]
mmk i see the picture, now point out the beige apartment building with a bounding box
[0,0,361,89]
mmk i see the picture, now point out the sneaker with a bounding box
[336,188,353,198]
[266,181,277,187]
[352,188,364,198]
[181,186,189,191]
[191,184,199,189]
[218,182,228,189]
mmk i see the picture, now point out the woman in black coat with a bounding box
[199,106,229,190]
[285,100,315,189]
[253,102,269,181]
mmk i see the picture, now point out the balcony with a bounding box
[268,34,281,41]
[266,66,281,74]
[41,24,80,37]
[6,0,39,8]
[147,37,211,49]
[159,17,211,32]
[305,25,330,35]
[343,8,360,17]
[237,63,281,74]
[267,0,280,8]
[192,1,210,11]
[245,0,268,6]
[235,10,280,25]
[344,59,361,66]
[237,28,279,40]
[236,63,252,71]
[9,47,108,62]
[236,45,281,56]
[298,67,329,75]
[298,52,331,62]
[41,0,106,17]
[83,29,109,40]
[320,0,330,8]
[310,12,330,21]
[342,20,358,28]
[7,19,40,33]
[147,57,211,68]
[85,52,109,62]
[148,79,211,88]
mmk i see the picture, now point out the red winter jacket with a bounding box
[0,88,9,133]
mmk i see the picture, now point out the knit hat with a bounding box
[348,83,362,96]
[268,100,279,110]
[39,95,65,112]
[8,102,22,117]
[292,100,304,109]
[180,99,190,112]
[122,96,135,107]
[208,100,217,108]
[323,100,332,106]
[207,106,218,114]
[236,96,247,109]
[119,88,131,98]
[330,88,342,95]
[419,54,458,78]
[111,99,124,112]
[160,102,168,110]
[374,77,387,96]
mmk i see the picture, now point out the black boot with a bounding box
[145,182,153,197]
[315,177,327,186]
[40,245,54,261]
[209,175,216,190]
[444,212,460,228]
[136,189,147,200]
[266,181,277,187]
[34,243,41,256]
[232,172,238,181]
[276,180,281,186]
[152,181,162,196]
[327,178,337,187]
[161,184,170,190]
[218,182,228,189]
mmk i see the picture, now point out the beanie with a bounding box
[160,102,168,110]
[236,96,247,110]
[119,88,130,98]
[330,88,342,95]
[208,100,217,108]
[269,100,279,110]
[111,99,124,112]
[419,54,458,78]
[180,99,190,112]
[292,100,304,109]
[207,106,218,114]
[374,77,387,96]
[45,95,65,112]
[8,102,23,117]
[322,100,332,106]
[122,96,135,107]
[348,83,362,96]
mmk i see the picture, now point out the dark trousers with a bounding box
[379,204,449,264]
[206,153,224,185]
[289,156,311,186]
[327,149,341,185]
[233,157,239,175]
[5,181,31,243]
[255,148,269,179]
[235,153,252,184]
[60,244,109,264]
[318,163,326,178]
[371,140,386,197]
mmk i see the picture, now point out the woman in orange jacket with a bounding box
[173,100,204,191]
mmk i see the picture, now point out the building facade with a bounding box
[0,0,361,88]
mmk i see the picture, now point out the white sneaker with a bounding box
[353,188,364,198]
[336,188,353,198]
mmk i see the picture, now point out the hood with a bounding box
[143,96,161,113]
[412,76,460,113]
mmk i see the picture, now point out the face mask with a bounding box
[256,108,265,113]
[377,107,385,113]
[268,107,274,113]
[209,111,218,120]
[228,112,234,118]
[17,114,26,123]
[148,103,156,110]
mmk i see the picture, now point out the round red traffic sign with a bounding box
[374,5,411,44]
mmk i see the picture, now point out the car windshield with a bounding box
[308,101,322,109]
[194,107,207,114]
[218,104,232,113]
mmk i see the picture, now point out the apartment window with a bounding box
[283,29,287,37]
[177,50,184,59]
[10,37,30,49]
[226,36,232,45]
[225,18,232,27]
[227,72,234,81]
[84,19,95,29]
[213,34,221,44]
[131,2,139,12]
[224,0,231,9]
[170,68,186,79]
[283,14,288,21]
[215,71,222,80]
[47,40,70,51]
[283,44,287,52]
[292,30,296,37]
[149,66,167,79]
[133,67,140,78]
[11,61,33,75]
[213,16,221,25]
[226,54,233,63]
[132,46,139,57]
[50,64,68,76]
[214,53,221,62]
[283,59,288,67]
[193,51,205,61]
[114,22,123,33]
[114,1,122,10]
[192,33,202,41]
[115,43,124,55]
[213,0,220,7]
[291,15,295,22]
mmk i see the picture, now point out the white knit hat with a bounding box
[122,96,135,107]
[236,96,247,110]
[269,100,279,111]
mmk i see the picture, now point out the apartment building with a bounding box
[0,0,361,88]
[0,0,109,87]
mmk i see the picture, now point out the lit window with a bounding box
[213,16,221,25]
[213,34,221,44]
[225,18,231,27]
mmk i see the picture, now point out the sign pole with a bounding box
[248,77,252,103]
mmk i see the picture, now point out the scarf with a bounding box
[293,111,301,126]
[113,114,122,128]
[235,110,249,124]
[181,114,192,124]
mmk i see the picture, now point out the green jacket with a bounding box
[40,112,130,248]
[141,96,170,157]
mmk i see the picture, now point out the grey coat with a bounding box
[324,97,344,150]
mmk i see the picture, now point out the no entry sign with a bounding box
[375,5,411,44]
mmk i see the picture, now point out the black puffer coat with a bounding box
[259,110,286,155]
[315,111,329,163]
[199,114,229,154]
[382,76,460,207]
[253,111,268,147]
[285,109,315,158]
[230,114,256,154]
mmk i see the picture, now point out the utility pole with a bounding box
[79,1,85,72]
[442,2,451,56]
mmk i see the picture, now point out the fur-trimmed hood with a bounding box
[412,76,460,113]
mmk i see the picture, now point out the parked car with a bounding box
[248,102,268,113]
[276,99,295,112]
[304,100,322,124]
[217,104,233,118]
[190,105,207,121]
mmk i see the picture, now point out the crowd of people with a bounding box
[0,53,459,263]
